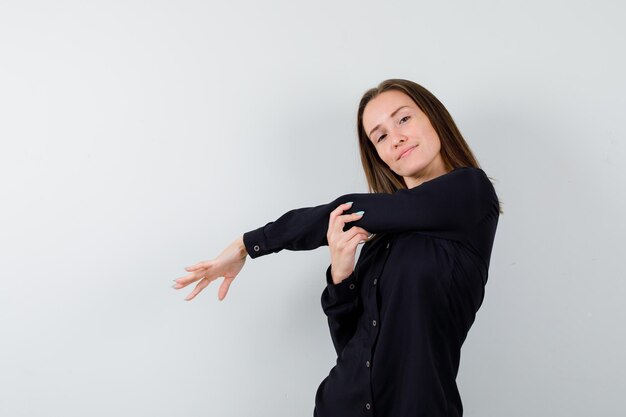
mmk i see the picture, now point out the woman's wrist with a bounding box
[330,265,351,285]
[237,235,248,258]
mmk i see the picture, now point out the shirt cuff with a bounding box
[243,224,272,259]
[325,264,358,301]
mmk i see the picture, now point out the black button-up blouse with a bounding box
[243,166,500,417]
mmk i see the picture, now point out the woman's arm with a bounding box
[244,167,498,258]
[320,265,361,358]
[173,167,497,301]
[320,201,368,357]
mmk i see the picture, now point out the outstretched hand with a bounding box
[173,236,248,301]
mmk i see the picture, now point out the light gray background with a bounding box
[1,1,624,416]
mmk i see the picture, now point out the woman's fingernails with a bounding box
[355,211,365,216]
[172,283,181,289]
[344,201,353,205]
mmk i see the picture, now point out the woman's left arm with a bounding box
[244,167,499,258]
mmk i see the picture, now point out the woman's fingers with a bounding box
[348,231,370,248]
[329,219,369,245]
[184,277,211,301]
[175,261,217,288]
[334,226,368,251]
[174,272,203,289]
[333,211,364,235]
[328,202,354,234]
[174,264,231,301]
[327,203,364,244]
[218,276,235,301]
[349,226,370,237]
[174,272,205,290]
[185,260,210,271]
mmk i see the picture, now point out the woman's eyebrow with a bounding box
[368,106,411,138]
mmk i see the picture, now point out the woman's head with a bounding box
[357,79,480,193]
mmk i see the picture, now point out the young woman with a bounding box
[173,79,503,416]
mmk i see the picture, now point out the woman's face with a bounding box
[362,90,449,188]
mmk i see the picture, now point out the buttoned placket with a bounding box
[362,239,392,414]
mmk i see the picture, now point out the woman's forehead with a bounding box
[363,90,418,131]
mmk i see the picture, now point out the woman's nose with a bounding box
[392,135,407,147]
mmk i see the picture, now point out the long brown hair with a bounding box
[356,79,504,214]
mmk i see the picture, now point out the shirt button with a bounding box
[372,319,377,327]
[349,283,355,290]
[365,403,371,411]
[366,360,370,368]
[373,278,378,285]
[386,242,390,249]
[253,245,260,252]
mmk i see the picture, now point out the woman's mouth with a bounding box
[399,145,417,160]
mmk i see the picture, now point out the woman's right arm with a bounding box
[243,167,498,259]
[174,167,496,301]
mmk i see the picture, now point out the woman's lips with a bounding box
[399,145,417,160]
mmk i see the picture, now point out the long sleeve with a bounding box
[320,265,361,357]
[243,166,498,259]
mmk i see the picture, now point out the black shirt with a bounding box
[243,166,500,417]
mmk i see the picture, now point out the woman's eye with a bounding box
[377,134,386,143]
[400,115,410,123]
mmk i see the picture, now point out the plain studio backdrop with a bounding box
[1,1,624,416]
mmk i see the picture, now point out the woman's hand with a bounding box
[327,202,372,285]
[173,235,248,301]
